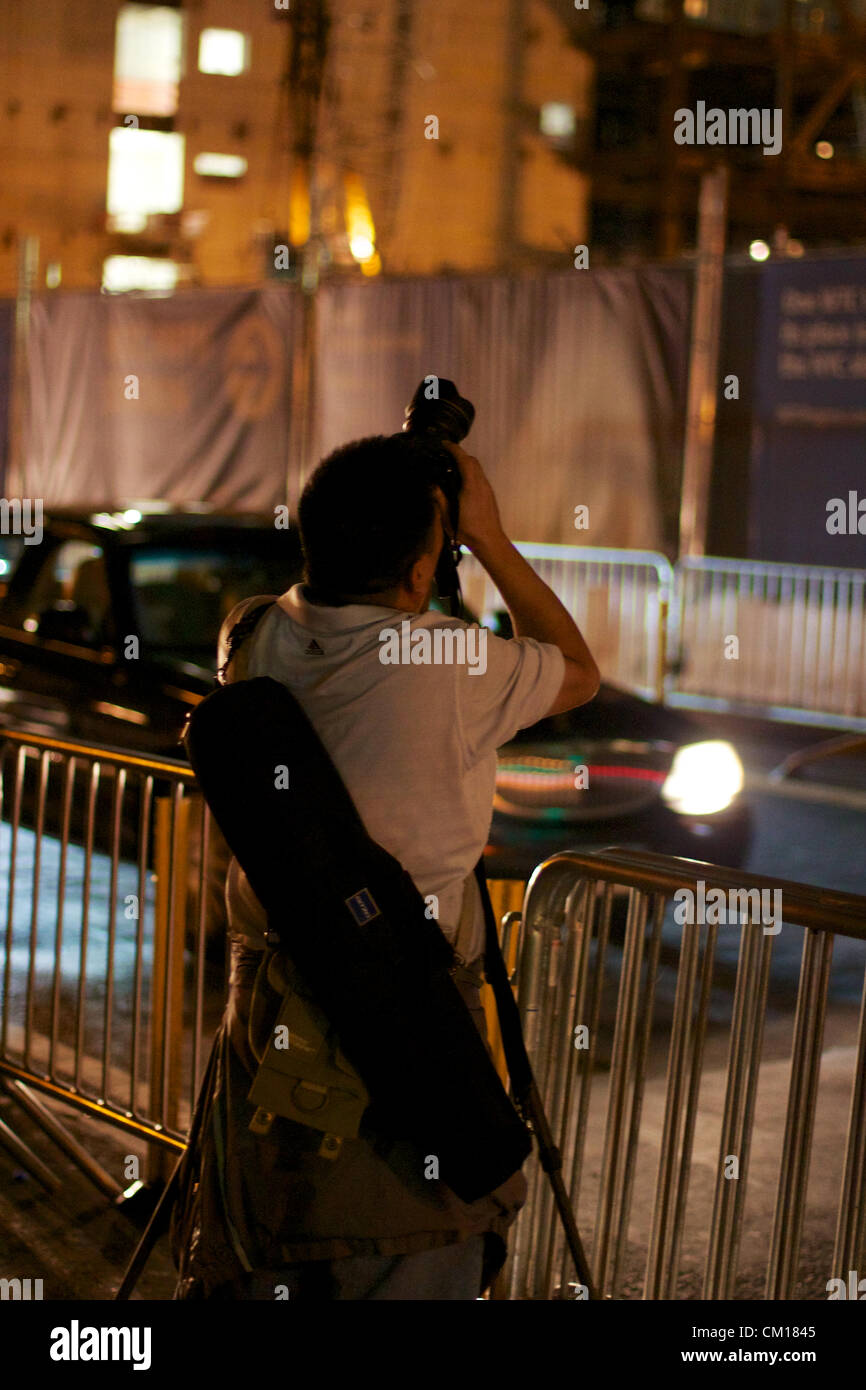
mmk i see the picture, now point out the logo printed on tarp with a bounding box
[345,889,380,924]
[223,313,284,421]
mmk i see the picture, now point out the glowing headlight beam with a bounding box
[661,740,744,816]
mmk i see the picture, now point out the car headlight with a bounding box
[661,740,744,816]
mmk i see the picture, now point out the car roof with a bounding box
[43,504,294,546]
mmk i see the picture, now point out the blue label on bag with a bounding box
[345,888,380,925]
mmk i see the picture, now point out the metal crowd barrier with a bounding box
[461,544,866,729]
[501,849,866,1300]
[460,544,674,702]
[0,727,221,1192]
[4,725,866,1300]
[672,556,866,728]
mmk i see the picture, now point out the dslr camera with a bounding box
[399,376,474,609]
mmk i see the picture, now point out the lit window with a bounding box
[113,5,184,117]
[193,152,248,178]
[198,28,249,76]
[102,257,179,293]
[539,103,576,139]
[107,128,185,219]
[107,212,148,234]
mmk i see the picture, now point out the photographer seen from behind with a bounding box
[171,432,600,1301]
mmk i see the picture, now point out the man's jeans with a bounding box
[220,1235,486,1300]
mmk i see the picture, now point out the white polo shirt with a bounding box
[218,585,565,962]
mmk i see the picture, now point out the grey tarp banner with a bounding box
[24,286,301,510]
[313,269,690,550]
[21,268,689,548]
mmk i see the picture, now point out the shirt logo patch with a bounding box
[305,638,325,656]
[345,889,380,925]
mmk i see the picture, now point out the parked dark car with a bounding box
[0,504,303,755]
[0,506,752,877]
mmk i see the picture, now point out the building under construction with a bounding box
[2,0,865,296]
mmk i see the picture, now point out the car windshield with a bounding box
[129,540,301,666]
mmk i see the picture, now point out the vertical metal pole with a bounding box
[610,892,665,1296]
[150,789,189,1175]
[679,165,729,560]
[49,758,75,1077]
[539,881,592,1297]
[102,769,126,1102]
[24,751,49,1069]
[646,906,702,1298]
[704,917,774,1299]
[74,763,99,1092]
[550,882,597,1294]
[657,3,688,259]
[593,889,648,1295]
[656,593,669,703]
[290,286,318,502]
[1,747,24,1059]
[766,928,833,1298]
[774,0,795,244]
[566,882,613,1271]
[666,919,719,1297]
[284,0,329,507]
[833,962,866,1278]
[499,0,523,270]
[518,925,547,1298]
[8,235,38,499]
[130,775,153,1118]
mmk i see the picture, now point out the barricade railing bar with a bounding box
[502,848,866,1300]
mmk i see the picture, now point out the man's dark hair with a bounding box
[298,434,440,600]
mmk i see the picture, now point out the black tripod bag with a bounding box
[184,675,532,1203]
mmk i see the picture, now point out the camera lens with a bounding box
[403,378,474,444]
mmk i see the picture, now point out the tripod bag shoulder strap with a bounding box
[217,598,278,684]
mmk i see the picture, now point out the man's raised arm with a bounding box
[444,442,601,715]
